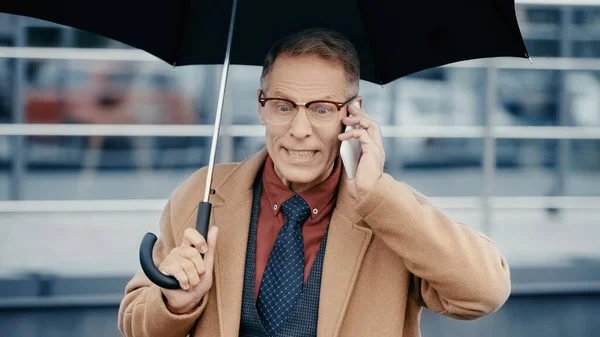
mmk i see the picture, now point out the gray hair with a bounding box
[260,28,360,99]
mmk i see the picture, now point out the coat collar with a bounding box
[210,147,373,337]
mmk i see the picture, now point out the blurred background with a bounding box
[0,0,599,336]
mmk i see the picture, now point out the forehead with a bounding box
[267,54,347,99]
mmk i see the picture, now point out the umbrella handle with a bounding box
[139,201,212,289]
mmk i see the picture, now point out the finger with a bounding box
[159,264,171,276]
[165,263,190,290]
[342,116,382,146]
[178,257,200,288]
[342,115,373,129]
[202,227,219,278]
[182,228,208,254]
[347,101,370,119]
[364,120,383,148]
[346,104,383,147]
[178,246,206,279]
[338,128,376,147]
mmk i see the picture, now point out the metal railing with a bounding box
[1,196,600,213]
[1,124,599,139]
[1,3,599,233]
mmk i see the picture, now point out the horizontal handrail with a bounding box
[1,124,599,139]
[1,196,600,212]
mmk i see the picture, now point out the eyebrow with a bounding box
[272,89,293,100]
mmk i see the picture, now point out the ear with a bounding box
[346,96,363,118]
[258,112,266,125]
[257,89,266,125]
[340,96,362,133]
[353,96,363,109]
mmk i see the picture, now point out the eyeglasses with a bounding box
[258,89,356,127]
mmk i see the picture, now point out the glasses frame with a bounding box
[258,89,356,127]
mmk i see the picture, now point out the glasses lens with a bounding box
[307,102,339,127]
[264,99,295,125]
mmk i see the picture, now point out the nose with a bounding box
[288,106,312,139]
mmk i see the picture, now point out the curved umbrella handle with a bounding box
[139,201,212,289]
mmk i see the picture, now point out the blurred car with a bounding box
[22,60,198,169]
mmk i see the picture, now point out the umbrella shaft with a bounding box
[203,0,239,202]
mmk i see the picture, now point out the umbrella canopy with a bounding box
[1,0,528,84]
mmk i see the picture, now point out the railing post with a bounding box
[482,63,498,235]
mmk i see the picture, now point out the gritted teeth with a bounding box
[287,149,316,158]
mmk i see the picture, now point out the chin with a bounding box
[279,165,320,184]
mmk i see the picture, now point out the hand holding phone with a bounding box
[338,99,386,201]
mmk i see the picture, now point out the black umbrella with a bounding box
[1,0,529,289]
[2,0,528,83]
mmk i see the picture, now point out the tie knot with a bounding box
[281,195,310,224]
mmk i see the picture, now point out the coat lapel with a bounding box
[317,175,373,337]
[209,149,268,337]
[212,192,253,337]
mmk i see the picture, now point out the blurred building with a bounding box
[0,1,599,337]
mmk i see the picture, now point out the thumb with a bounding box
[203,226,219,275]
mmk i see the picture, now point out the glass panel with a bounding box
[567,139,600,196]
[495,138,600,197]
[388,138,483,197]
[495,138,559,196]
[0,136,9,200]
[232,136,265,163]
[523,39,560,57]
[390,68,486,127]
[26,27,62,47]
[573,41,600,58]
[1,135,211,200]
[526,8,561,25]
[498,69,560,126]
[224,65,265,125]
[573,8,600,27]
[0,58,11,123]
[571,8,600,57]
[517,6,561,41]
[566,71,600,127]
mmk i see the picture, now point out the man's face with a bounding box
[258,54,355,192]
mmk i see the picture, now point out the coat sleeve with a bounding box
[354,174,511,320]
[117,196,208,337]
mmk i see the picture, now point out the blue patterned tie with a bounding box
[257,194,310,336]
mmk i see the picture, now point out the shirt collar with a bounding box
[262,155,342,220]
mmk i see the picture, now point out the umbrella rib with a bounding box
[173,0,193,65]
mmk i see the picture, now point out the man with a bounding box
[118,28,510,337]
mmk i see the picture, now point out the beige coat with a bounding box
[118,148,510,337]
